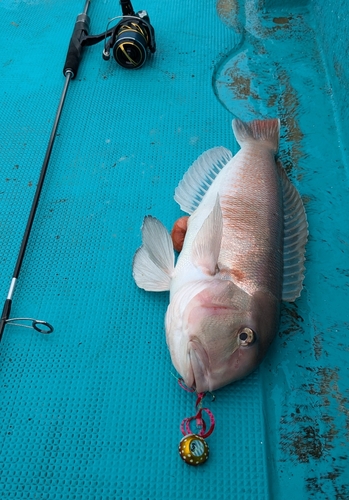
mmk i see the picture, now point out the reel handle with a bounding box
[63,13,90,78]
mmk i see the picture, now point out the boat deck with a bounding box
[1,0,348,498]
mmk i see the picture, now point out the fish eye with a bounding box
[238,327,256,346]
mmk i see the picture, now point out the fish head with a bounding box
[166,280,280,392]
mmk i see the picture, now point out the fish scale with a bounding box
[218,146,284,298]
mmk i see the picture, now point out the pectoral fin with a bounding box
[133,216,175,291]
[191,196,223,276]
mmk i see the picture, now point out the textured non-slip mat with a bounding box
[1,1,348,498]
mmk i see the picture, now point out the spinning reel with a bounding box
[102,1,156,69]
[63,0,156,76]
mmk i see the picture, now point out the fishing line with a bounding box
[171,377,216,465]
[177,384,216,466]
[0,0,156,342]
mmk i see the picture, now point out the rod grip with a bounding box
[63,13,90,78]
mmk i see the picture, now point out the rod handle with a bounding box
[63,13,90,78]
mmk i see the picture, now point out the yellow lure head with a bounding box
[178,434,209,466]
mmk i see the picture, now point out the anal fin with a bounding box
[174,147,232,214]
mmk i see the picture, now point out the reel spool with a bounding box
[102,4,155,69]
[113,18,151,69]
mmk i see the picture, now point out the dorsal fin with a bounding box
[278,161,308,301]
[174,147,233,214]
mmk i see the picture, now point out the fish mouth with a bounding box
[187,339,210,393]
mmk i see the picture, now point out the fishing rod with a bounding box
[0,0,156,342]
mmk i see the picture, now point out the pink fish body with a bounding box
[133,119,308,392]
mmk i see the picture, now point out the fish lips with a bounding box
[186,332,259,393]
[183,299,265,392]
[187,338,210,393]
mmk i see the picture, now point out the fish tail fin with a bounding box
[232,118,280,153]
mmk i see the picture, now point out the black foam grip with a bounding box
[63,13,90,78]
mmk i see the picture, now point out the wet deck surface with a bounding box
[1,1,348,498]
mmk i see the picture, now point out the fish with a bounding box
[133,118,308,392]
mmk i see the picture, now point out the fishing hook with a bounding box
[175,375,216,402]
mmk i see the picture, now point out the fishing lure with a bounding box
[177,379,215,466]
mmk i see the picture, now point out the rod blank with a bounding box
[0,1,91,342]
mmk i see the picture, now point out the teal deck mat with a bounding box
[1,1,348,498]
